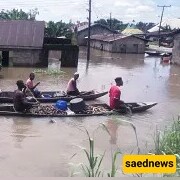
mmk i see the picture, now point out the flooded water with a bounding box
[0,47,180,176]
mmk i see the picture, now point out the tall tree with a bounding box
[0,8,39,20]
[94,18,127,31]
[45,21,73,38]
[136,22,155,32]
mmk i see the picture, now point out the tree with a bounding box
[94,18,127,31]
[0,8,39,20]
[45,21,73,38]
[136,22,155,32]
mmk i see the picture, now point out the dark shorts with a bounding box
[67,91,79,96]
[14,104,32,112]
[32,89,41,98]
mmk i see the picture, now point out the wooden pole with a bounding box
[157,5,171,47]
[110,12,112,29]
[87,0,92,62]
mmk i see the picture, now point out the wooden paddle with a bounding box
[124,103,132,115]
[25,86,40,105]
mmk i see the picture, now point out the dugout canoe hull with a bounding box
[0,102,157,117]
[0,91,108,103]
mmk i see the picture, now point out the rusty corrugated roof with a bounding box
[90,34,128,42]
[0,20,45,49]
[90,34,148,43]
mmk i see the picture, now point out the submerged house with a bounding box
[0,20,79,67]
[0,20,45,67]
[77,23,117,46]
[90,34,147,53]
[172,29,180,65]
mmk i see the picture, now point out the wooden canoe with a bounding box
[0,102,157,117]
[0,91,108,103]
[145,51,161,56]
[114,102,157,113]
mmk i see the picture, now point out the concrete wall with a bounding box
[44,44,79,67]
[90,40,113,51]
[90,36,145,54]
[112,36,145,53]
[172,34,180,65]
[12,49,42,66]
[78,26,114,46]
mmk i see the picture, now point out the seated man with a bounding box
[109,77,125,110]
[109,77,131,113]
[13,80,39,112]
[66,72,80,96]
[26,72,41,97]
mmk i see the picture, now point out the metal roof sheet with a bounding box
[0,20,45,49]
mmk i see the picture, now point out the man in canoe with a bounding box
[109,77,132,113]
[26,72,41,97]
[13,80,39,112]
[109,77,129,110]
[66,72,80,96]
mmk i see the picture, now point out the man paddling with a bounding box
[26,72,41,97]
[66,72,80,96]
[13,80,39,112]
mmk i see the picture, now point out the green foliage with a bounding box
[94,19,155,32]
[94,18,127,31]
[45,20,73,39]
[153,119,180,176]
[81,129,105,177]
[71,119,141,177]
[33,69,65,76]
[108,151,121,177]
[136,22,155,32]
[0,8,39,20]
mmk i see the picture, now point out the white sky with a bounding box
[0,0,179,23]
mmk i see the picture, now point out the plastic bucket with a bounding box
[55,100,68,110]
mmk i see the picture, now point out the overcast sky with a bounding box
[0,0,179,23]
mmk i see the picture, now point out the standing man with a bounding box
[26,72,41,97]
[66,72,80,96]
[109,77,124,109]
[13,80,39,112]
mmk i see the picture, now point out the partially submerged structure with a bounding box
[77,23,117,46]
[146,18,180,47]
[90,34,147,53]
[0,20,79,67]
[0,20,45,67]
[172,29,180,65]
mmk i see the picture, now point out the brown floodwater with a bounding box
[0,47,180,176]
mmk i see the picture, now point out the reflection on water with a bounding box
[0,47,180,176]
[11,117,39,149]
[106,118,119,145]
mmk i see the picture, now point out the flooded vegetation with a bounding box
[0,47,180,176]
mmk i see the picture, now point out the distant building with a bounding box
[90,34,147,54]
[77,23,118,46]
[0,20,45,67]
[121,24,144,36]
[148,18,180,33]
[172,29,180,65]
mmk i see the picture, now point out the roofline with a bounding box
[78,23,118,34]
[0,20,45,23]
[90,34,148,43]
[0,46,43,50]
